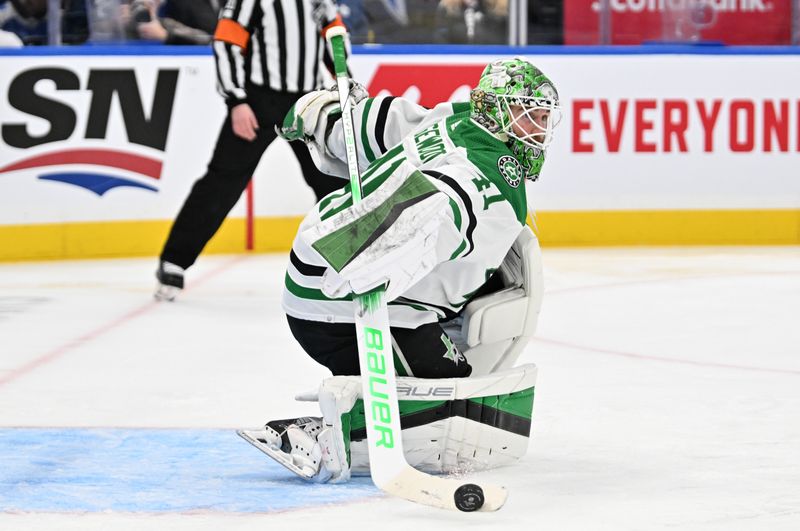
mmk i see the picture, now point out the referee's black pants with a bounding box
[160,85,343,269]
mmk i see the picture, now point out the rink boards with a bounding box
[1,45,799,260]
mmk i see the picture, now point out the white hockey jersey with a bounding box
[283,96,534,329]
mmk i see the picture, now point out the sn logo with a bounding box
[1,68,179,152]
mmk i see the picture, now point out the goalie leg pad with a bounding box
[449,226,544,376]
[303,364,537,481]
[316,376,362,483]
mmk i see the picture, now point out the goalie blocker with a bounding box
[239,227,543,481]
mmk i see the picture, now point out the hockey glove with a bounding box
[278,82,368,143]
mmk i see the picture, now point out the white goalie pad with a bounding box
[297,363,538,479]
[442,225,544,376]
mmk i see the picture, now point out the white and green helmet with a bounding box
[470,57,561,181]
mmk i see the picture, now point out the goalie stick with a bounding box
[325,26,508,512]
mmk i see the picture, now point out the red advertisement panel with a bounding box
[564,0,792,45]
[366,64,484,107]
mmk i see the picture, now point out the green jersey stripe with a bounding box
[361,143,405,181]
[320,157,405,221]
[447,197,462,231]
[318,184,350,213]
[360,98,376,163]
[284,272,352,301]
[422,170,477,258]
[388,300,429,313]
[451,102,470,114]
[448,240,467,261]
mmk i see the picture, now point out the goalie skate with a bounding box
[237,417,324,480]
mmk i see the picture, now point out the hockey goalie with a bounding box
[239,58,562,483]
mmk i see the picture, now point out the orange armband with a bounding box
[214,19,250,50]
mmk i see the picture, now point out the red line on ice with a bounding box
[538,270,800,375]
[0,256,248,388]
[532,336,800,376]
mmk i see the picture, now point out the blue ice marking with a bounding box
[0,428,379,513]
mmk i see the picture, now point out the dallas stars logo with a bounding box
[497,155,522,188]
[441,334,466,366]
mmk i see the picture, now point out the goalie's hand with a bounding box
[333,80,369,106]
[279,90,338,142]
[278,81,369,143]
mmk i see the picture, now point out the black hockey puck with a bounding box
[454,483,484,512]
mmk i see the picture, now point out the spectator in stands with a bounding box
[0,0,38,44]
[0,0,88,44]
[337,0,371,42]
[0,23,23,45]
[123,0,218,45]
[338,0,509,45]
[435,0,507,44]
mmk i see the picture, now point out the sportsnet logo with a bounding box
[0,148,164,195]
[0,68,178,196]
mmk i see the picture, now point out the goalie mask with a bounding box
[470,58,562,181]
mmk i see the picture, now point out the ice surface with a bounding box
[1,248,799,530]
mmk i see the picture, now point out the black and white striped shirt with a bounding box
[212,0,345,105]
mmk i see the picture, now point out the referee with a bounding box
[155,0,349,301]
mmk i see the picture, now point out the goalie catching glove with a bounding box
[278,81,369,143]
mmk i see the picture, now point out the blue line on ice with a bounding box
[0,428,379,513]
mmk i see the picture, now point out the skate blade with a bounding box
[237,428,316,480]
